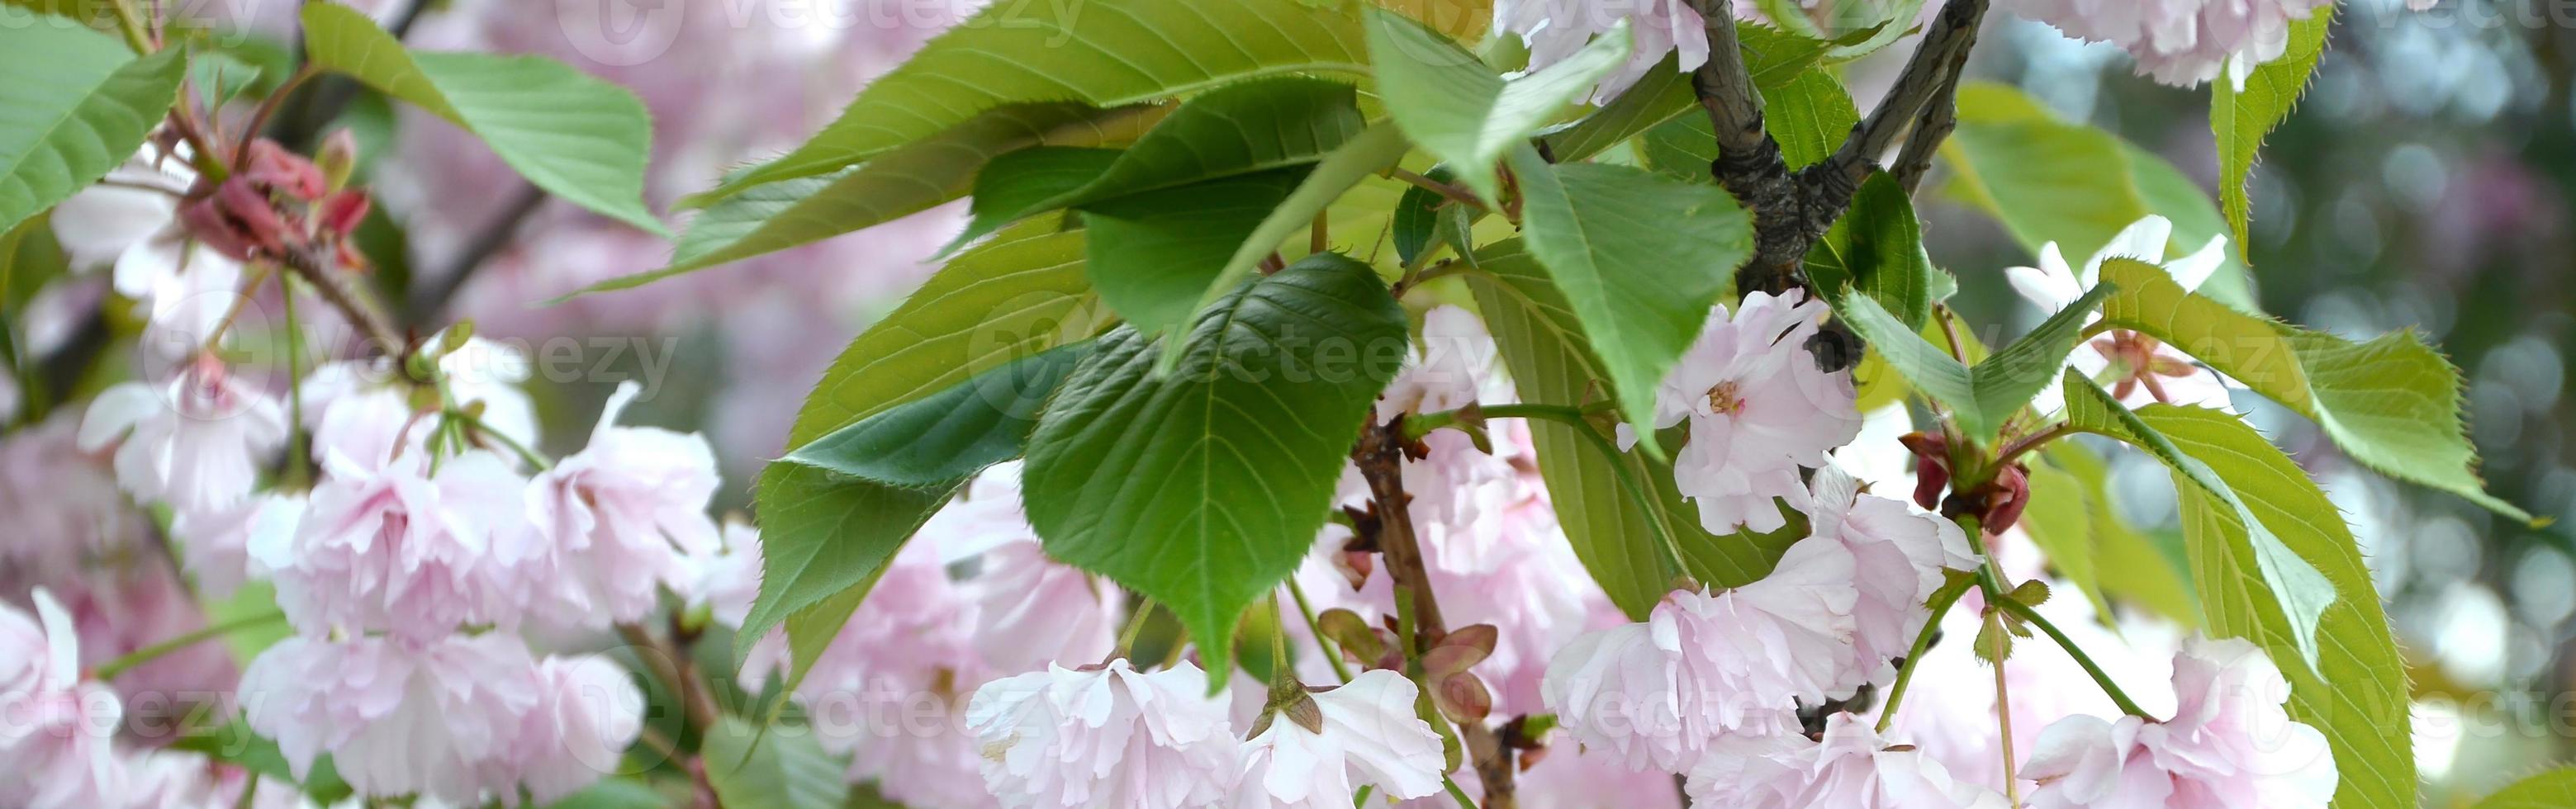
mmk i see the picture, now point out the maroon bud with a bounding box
[1984,462,2032,532]
[1435,671,1492,722]
[1898,433,1951,512]
[216,178,293,255]
[319,189,371,238]
[1437,624,1498,660]
[178,195,254,260]
[241,140,326,201]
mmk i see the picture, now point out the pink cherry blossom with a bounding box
[0,589,130,809]
[1376,305,1508,422]
[1634,290,1862,534]
[0,413,149,583]
[78,361,287,514]
[2021,636,2335,808]
[1493,0,1722,103]
[1804,466,1980,694]
[749,537,994,806]
[526,381,721,628]
[965,659,1241,809]
[1686,713,2008,807]
[1998,0,2334,88]
[257,448,539,641]
[493,655,644,804]
[928,463,1124,675]
[681,518,762,628]
[240,634,542,803]
[1233,669,1446,808]
[2004,215,2236,414]
[1541,539,1859,772]
[168,492,306,599]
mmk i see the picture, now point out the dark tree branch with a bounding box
[1682,0,1810,296]
[1354,416,1518,808]
[1820,0,1990,196]
[404,182,548,329]
[1892,69,1966,196]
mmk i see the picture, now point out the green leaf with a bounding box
[1830,283,2113,442]
[953,147,1125,255]
[300,2,661,234]
[951,78,1366,253]
[2477,769,2576,808]
[1082,167,1310,334]
[1185,122,1411,343]
[1365,7,1629,202]
[1509,148,1753,449]
[2038,441,2199,627]
[1022,253,1406,687]
[2213,8,2332,263]
[1468,239,1802,617]
[781,343,1093,488]
[169,722,353,803]
[1639,66,1857,181]
[692,0,1373,201]
[0,25,183,234]
[2059,372,2335,673]
[545,778,676,809]
[1392,163,1454,267]
[1539,25,1841,162]
[2017,460,2110,618]
[702,716,850,809]
[2132,404,2411,809]
[574,104,1159,297]
[2091,258,2536,524]
[1805,172,1931,328]
[742,217,1108,678]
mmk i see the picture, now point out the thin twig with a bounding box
[1388,167,1484,211]
[275,244,406,360]
[1892,69,1966,196]
[405,182,548,329]
[1820,0,1991,196]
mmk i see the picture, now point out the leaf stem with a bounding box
[451,409,548,471]
[1986,610,2021,807]
[1994,423,2076,468]
[1443,776,1482,809]
[1113,597,1157,662]
[94,610,285,680]
[1873,575,1975,733]
[1388,167,1483,212]
[1989,595,2151,718]
[1286,580,1353,683]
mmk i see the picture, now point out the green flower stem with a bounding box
[94,610,285,681]
[1112,597,1156,662]
[1873,575,1976,733]
[1990,595,2152,718]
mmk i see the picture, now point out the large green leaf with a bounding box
[2213,8,2332,263]
[2091,258,2535,524]
[1830,283,2114,442]
[1187,123,1411,342]
[951,78,1364,253]
[2134,404,2410,809]
[2060,372,2335,672]
[0,24,183,234]
[742,217,1107,678]
[1081,168,1310,334]
[1805,172,1933,329]
[2477,769,2576,808]
[1510,148,1753,447]
[702,716,850,809]
[692,0,1373,202]
[1021,253,1406,687]
[1468,239,1802,617]
[781,343,1093,489]
[577,103,1155,296]
[1365,7,1628,202]
[300,2,660,233]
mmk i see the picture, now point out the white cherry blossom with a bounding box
[1232,669,1446,808]
[965,659,1241,808]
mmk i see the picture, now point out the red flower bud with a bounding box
[241,140,326,201]
[1898,432,1951,512]
[319,189,371,238]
